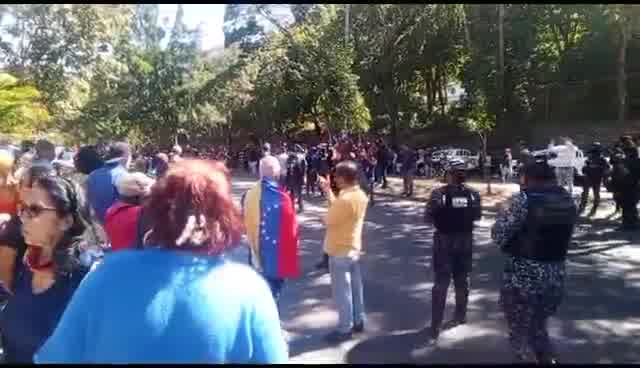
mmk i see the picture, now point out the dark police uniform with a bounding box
[425,172,481,338]
[492,182,577,363]
[620,148,640,230]
[579,145,610,215]
[606,148,626,213]
[306,149,320,196]
[285,152,306,212]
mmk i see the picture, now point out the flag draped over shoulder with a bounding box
[243,179,299,279]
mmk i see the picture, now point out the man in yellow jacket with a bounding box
[318,160,369,344]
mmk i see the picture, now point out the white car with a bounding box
[531,145,586,176]
[431,148,479,170]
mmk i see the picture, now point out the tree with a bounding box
[461,93,495,194]
[0,4,134,109]
[604,5,640,124]
[291,4,314,24]
[133,4,165,50]
[0,73,50,136]
[223,4,266,52]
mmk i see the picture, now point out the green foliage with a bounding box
[3,4,640,147]
[0,73,50,136]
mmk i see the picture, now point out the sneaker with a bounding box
[352,322,365,334]
[324,330,353,344]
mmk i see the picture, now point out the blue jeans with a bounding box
[329,256,366,333]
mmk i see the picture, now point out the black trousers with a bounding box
[579,177,602,213]
[620,190,639,229]
[286,181,304,212]
[431,232,472,332]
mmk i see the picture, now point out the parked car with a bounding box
[430,148,479,171]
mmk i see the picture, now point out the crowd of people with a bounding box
[0,131,638,363]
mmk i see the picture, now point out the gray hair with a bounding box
[259,155,281,179]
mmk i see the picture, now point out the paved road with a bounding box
[230,176,640,364]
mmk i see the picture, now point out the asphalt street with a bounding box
[230,175,640,364]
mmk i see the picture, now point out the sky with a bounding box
[158,4,293,51]
[158,4,226,50]
[0,5,291,52]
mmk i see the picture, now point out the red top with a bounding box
[0,186,18,215]
[104,201,142,252]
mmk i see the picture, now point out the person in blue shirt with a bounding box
[36,159,288,364]
[0,171,90,363]
[86,142,130,224]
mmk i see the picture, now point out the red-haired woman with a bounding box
[36,159,288,364]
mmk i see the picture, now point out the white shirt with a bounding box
[277,153,288,171]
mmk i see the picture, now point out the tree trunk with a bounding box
[225,113,233,150]
[425,73,434,115]
[390,107,398,147]
[481,134,492,195]
[497,4,505,128]
[311,105,323,137]
[618,22,628,125]
[462,5,472,49]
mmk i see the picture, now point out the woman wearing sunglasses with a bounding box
[0,170,90,363]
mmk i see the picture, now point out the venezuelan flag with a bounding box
[243,179,299,279]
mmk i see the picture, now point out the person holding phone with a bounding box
[318,161,369,343]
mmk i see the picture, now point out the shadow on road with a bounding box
[345,329,512,364]
[229,174,640,364]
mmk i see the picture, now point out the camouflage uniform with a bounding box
[492,190,575,363]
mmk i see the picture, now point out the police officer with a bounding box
[425,159,482,341]
[285,147,306,213]
[306,147,320,197]
[607,147,626,215]
[579,142,610,216]
[492,156,577,363]
[618,138,640,230]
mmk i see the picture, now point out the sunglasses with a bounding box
[18,203,58,219]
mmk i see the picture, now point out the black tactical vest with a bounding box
[504,186,576,262]
[433,185,478,234]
